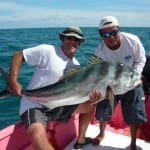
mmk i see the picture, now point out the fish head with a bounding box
[110,63,141,95]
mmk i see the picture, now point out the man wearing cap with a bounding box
[8,26,99,150]
[92,16,147,150]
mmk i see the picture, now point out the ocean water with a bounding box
[0,27,150,130]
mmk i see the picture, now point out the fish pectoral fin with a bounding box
[105,85,115,112]
[105,86,115,99]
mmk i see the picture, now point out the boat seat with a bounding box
[0,115,79,150]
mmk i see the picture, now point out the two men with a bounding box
[8,16,147,150]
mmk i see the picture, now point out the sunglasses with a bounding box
[101,30,119,38]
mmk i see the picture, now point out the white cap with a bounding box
[99,16,119,30]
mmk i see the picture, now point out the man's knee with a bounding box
[73,101,94,114]
[27,123,47,142]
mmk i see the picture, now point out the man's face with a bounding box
[100,26,120,50]
[62,36,81,58]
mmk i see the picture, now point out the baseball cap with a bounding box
[59,26,85,43]
[99,16,119,30]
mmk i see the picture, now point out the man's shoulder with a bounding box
[121,32,142,46]
[121,32,139,41]
[37,44,59,53]
[37,44,55,49]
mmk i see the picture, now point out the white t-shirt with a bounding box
[95,32,146,74]
[20,44,80,115]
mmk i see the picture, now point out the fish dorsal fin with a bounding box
[90,54,103,64]
[59,66,81,81]
[59,54,103,81]
[86,53,103,64]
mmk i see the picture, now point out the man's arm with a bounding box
[9,51,24,96]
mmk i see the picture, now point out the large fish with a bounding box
[0,57,140,110]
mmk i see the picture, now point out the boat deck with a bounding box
[64,124,150,150]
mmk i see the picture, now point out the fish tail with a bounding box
[106,86,115,113]
[0,66,9,83]
[0,66,11,99]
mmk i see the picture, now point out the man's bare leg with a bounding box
[73,101,94,144]
[92,121,106,145]
[27,123,55,150]
[130,124,139,150]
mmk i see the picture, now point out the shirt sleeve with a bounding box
[133,37,146,75]
[23,44,45,66]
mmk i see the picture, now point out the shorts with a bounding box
[20,104,78,128]
[95,85,147,124]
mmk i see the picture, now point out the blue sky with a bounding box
[0,0,150,29]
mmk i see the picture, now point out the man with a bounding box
[142,55,150,83]
[8,26,100,150]
[142,55,150,94]
[92,16,147,150]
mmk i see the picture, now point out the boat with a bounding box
[1,54,150,149]
[0,90,150,150]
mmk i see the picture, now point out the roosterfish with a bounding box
[0,55,141,111]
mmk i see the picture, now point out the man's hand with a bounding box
[133,79,143,88]
[9,80,22,96]
[89,90,102,104]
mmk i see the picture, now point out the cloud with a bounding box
[0,1,149,29]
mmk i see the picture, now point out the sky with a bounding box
[0,0,150,29]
